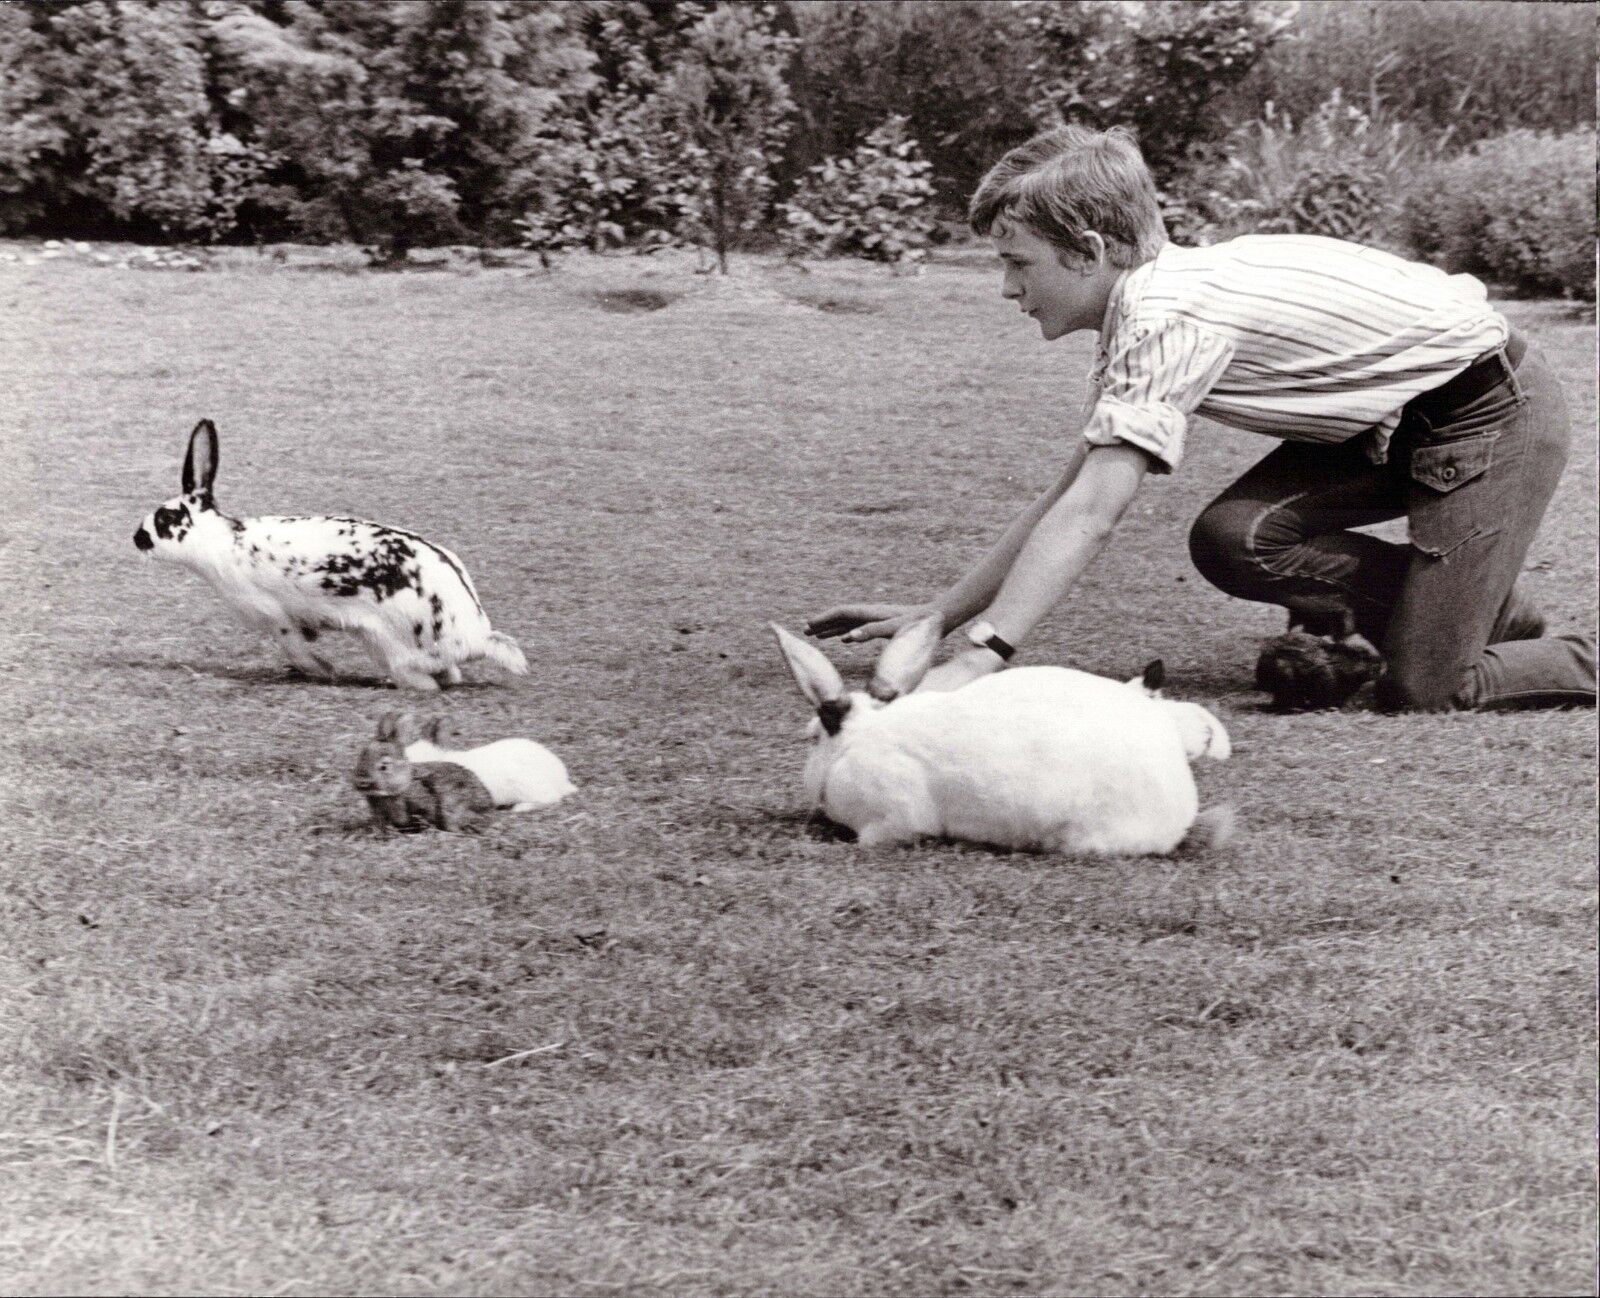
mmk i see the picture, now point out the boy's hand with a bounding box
[805,602,942,643]
[914,648,1006,694]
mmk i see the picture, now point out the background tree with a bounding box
[781,114,935,264]
[1024,0,1295,189]
[0,0,260,239]
[518,0,709,252]
[781,1,1039,215]
[653,4,794,272]
[213,0,589,258]
[1239,0,1596,146]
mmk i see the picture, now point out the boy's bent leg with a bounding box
[1377,349,1593,711]
[1471,634,1596,709]
[1188,438,1409,643]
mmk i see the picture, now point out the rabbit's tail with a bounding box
[484,631,529,676]
[1182,803,1236,853]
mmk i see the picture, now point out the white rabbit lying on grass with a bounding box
[395,714,575,812]
[770,615,1232,856]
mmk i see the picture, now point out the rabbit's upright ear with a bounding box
[770,623,845,709]
[1141,659,1165,694]
[869,613,942,702]
[374,711,405,741]
[182,420,219,497]
[391,712,420,744]
[423,716,462,746]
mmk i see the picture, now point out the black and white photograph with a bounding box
[3,0,1595,1293]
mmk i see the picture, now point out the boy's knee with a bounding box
[1188,500,1261,589]
[1375,663,1473,713]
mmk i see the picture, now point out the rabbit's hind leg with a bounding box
[274,624,336,678]
[389,663,443,693]
[356,625,440,692]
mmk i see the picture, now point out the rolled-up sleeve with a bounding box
[1082,318,1234,473]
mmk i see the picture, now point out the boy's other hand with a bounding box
[805,602,942,643]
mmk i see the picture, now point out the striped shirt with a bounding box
[1082,234,1508,473]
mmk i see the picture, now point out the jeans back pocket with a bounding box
[1408,431,1501,557]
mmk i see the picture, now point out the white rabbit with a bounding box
[973,657,1231,763]
[397,714,575,812]
[133,420,528,691]
[770,616,1231,856]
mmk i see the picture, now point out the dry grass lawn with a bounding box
[1,245,1595,1296]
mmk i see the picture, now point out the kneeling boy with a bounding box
[808,125,1595,712]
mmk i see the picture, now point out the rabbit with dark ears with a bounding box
[771,615,1231,856]
[1254,608,1386,711]
[133,420,529,691]
[352,712,496,831]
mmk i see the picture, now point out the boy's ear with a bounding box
[1080,231,1109,272]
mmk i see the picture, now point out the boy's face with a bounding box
[991,217,1111,342]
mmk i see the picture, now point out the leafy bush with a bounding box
[1242,0,1595,148]
[785,1,1038,213]
[1024,0,1295,189]
[516,105,697,253]
[0,2,269,239]
[1402,129,1596,301]
[780,116,935,263]
[1191,92,1432,246]
[518,1,710,253]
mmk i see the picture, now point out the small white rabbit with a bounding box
[133,420,528,691]
[770,615,1231,856]
[396,714,575,812]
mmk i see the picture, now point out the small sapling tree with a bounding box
[653,5,794,273]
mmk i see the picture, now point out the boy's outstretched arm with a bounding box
[916,442,1150,691]
[981,441,1149,644]
[805,440,1094,642]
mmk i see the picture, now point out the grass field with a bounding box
[2,245,1595,1297]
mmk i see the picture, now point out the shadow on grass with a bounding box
[785,292,882,315]
[591,287,678,313]
[110,657,507,693]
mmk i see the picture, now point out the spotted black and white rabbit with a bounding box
[352,712,497,832]
[133,420,528,690]
[771,616,1232,856]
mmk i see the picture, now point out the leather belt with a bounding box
[1408,327,1527,424]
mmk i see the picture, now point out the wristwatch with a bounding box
[966,620,1016,662]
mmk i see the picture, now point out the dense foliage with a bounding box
[0,0,1593,289]
[1403,130,1597,302]
[780,115,935,264]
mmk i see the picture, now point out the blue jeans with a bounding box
[1188,340,1595,711]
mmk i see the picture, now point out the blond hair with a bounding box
[968,125,1166,267]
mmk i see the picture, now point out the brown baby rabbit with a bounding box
[352,712,496,831]
[1255,608,1386,711]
